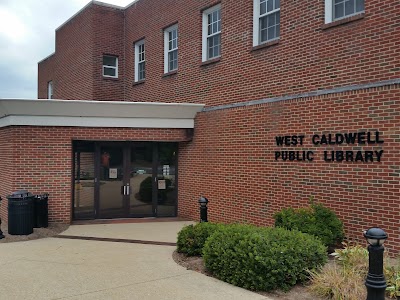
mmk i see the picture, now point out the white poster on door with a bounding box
[158,180,166,190]
[109,168,118,179]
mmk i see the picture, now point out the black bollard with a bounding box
[0,197,4,239]
[364,227,388,300]
[198,196,208,222]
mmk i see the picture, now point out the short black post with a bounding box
[0,197,5,239]
[198,196,209,223]
[364,227,388,300]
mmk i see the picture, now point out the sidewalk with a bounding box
[0,221,271,300]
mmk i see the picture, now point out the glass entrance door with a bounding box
[98,143,154,218]
[128,143,154,217]
[73,141,178,220]
[98,145,126,218]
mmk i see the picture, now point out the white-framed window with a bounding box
[253,0,280,47]
[135,40,145,82]
[47,81,53,99]
[164,24,178,73]
[325,0,364,23]
[202,4,221,62]
[102,55,118,78]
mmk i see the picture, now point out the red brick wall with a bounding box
[92,5,125,101]
[123,0,399,106]
[2,126,188,224]
[34,0,400,254]
[37,55,55,99]
[39,0,399,105]
[38,4,125,101]
[178,84,400,255]
[0,127,14,223]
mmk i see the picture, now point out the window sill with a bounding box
[322,13,365,30]
[133,80,145,86]
[201,57,221,67]
[251,39,280,52]
[163,70,178,78]
[103,76,119,81]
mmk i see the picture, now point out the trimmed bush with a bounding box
[177,222,224,256]
[274,200,344,248]
[203,224,327,291]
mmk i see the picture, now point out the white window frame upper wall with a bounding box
[164,24,178,73]
[102,55,118,78]
[134,39,145,82]
[47,81,53,99]
[325,0,365,23]
[202,4,221,62]
[253,0,280,47]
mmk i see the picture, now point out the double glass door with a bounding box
[73,141,177,220]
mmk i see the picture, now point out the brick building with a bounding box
[0,0,399,254]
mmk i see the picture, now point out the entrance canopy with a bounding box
[0,99,204,128]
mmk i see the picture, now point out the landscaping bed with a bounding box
[0,222,69,243]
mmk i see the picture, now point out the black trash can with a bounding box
[7,190,34,235]
[33,193,49,228]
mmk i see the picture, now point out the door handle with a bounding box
[121,185,130,195]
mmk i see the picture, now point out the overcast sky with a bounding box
[0,0,133,99]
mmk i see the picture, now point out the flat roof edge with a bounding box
[55,1,124,32]
[0,99,205,121]
[38,53,55,64]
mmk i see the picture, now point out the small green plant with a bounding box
[203,224,327,291]
[274,197,344,248]
[331,242,369,273]
[386,258,400,299]
[176,222,224,256]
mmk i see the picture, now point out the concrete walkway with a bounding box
[0,221,271,299]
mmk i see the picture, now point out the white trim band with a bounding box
[0,99,204,129]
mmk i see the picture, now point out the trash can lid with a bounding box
[9,190,33,198]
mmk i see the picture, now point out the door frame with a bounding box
[72,140,178,220]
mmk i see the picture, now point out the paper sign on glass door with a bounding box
[109,168,118,179]
[158,180,166,190]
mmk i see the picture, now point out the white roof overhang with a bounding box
[0,99,204,129]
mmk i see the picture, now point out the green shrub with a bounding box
[203,224,327,291]
[177,222,224,256]
[274,199,344,248]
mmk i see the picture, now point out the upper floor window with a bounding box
[103,55,118,78]
[47,81,53,99]
[253,0,280,46]
[202,4,221,62]
[325,0,364,23]
[135,40,145,82]
[164,25,178,73]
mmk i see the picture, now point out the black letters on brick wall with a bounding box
[274,131,384,162]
